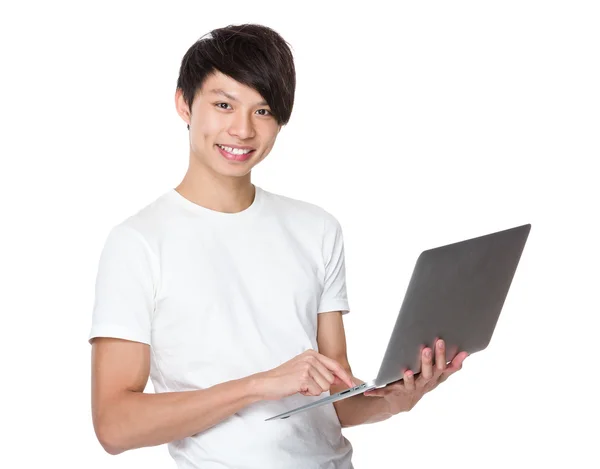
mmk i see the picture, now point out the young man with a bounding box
[89,24,467,468]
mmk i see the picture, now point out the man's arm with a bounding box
[92,336,355,455]
[316,312,394,428]
[91,337,263,455]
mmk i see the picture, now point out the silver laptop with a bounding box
[265,223,531,421]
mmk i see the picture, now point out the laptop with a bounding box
[265,223,531,421]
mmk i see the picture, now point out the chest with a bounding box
[149,225,325,386]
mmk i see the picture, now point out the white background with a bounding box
[1,1,598,467]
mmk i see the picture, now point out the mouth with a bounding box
[216,144,256,162]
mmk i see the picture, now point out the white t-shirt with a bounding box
[89,185,355,469]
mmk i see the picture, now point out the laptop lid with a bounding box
[374,224,531,386]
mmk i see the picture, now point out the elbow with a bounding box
[96,428,125,455]
[94,420,127,456]
[102,443,124,456]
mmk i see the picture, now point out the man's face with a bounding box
[176,71,281,178]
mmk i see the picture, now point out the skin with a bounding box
[317,312,468,427]
[174,70,282,214]
[91,70,468,455]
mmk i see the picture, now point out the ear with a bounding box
[174,88,191,128]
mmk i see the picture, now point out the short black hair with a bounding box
[176,24,296,130]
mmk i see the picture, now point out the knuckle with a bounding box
[306,355,317,365]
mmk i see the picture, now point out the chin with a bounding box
[214,162,254,178]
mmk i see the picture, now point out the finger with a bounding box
[312,352,355,388]
[446,351,468,372]
[435,339,446,372]
[307,356,336,388]
[440,352,468,382]
[364,388,384,397]
[420,347,434,380]
[300,371,326,396]
[403,370,415,391]
[307,366,332,393]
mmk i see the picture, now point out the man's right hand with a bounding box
[252,349,356,401]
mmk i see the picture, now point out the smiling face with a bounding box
[175,71,282,179]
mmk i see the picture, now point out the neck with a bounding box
[175,167,256,214]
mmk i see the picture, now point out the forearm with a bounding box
[96,375,261,455]
[333,377,394,428]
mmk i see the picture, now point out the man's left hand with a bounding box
[363,339,468,415]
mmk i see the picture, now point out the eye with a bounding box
[215,102,232,110]
[256,109,272,117]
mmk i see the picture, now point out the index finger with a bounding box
[314,352,355,388]
[446,351,469,374]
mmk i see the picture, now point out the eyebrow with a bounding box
[208,88,268,107]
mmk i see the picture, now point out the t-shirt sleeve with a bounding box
[318,214,351,315]
[88,224,158,345]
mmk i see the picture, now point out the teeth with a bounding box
[218,144,252,155]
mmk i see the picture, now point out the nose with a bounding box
[227,112,256,140]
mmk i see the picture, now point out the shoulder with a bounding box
[260,187,342,232]
[104,190,175,253]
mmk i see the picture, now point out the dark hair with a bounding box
[176,24,296,130]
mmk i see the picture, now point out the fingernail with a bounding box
[425,349,432,358]
[439,340,445,348]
